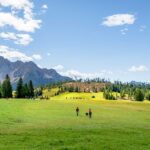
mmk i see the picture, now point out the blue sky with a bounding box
[0,0,150,82]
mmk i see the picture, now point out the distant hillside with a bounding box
[63,82,111,92]
[0,56,72,87]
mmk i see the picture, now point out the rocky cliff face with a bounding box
[0,56,72,87]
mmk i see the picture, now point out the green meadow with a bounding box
[0,97,149,150]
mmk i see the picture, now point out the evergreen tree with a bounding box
[0,84,2,98]
[23,83,29,98]
[103,89,116,100]
[75,86,79,92]
[120,90,126,99]
[68,86,74,92]
[28,80,34,98]
[2,74,12,98]
[16,77,24,98]
[134,89,144,101]
[146,92,150,101]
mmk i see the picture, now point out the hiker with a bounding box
[89,108,92,118]
[76,107,79,116]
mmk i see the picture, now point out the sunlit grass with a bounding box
[0,98,149,149]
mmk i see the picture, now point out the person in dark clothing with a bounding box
[85,112,89,116]
[89,108,92,118]
[76,107,79,116]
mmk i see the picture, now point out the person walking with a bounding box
[76,107,80,116]
[89,108,92,118]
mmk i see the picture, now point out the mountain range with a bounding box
[0,56,72,88]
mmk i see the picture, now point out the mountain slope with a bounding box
[0,56,72,87]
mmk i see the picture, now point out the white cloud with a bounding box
[0,0,33,10]
[120,28,128,35]
[42,4,48,9]
[102,14,136,27]
[128,65,149,72]
[41,4,48,14]
[139,25,146,32]
[0,45,33,62]
[0,45,43,62]
[0,0,43,61]
[0,0,34,21]
[0,32,33,45]
[15,33,33,45]
[32,54,42,60]
[0,12,41,33]
[37,64,43,68]
[59,69,113,80]
[51,65,113,80]
[0,0,41,32]
[53,65,64,71]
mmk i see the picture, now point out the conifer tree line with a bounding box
[16,77,34,98]
[103,81,150,101]
[0,75,34,98]
[45,79,150,101]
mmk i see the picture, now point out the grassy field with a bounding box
[43,88,59,97]
[0,98,149,150]
[51,92,105,100]
[43,89,120,101]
